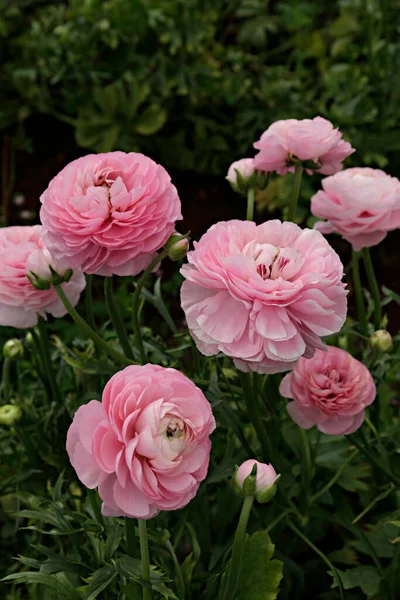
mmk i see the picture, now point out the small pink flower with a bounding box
[0,226,85,329]
[253,117,354,176]
[236,459,278,492]
[227,159,255,184]
[280,346,376,435]
[180,220,347,374]
[66,364,215,519]
[311,167,400,251]
[40,152,182,276]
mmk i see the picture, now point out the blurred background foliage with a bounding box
[1,0,400,184]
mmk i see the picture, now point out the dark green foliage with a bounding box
[1,0,400,174]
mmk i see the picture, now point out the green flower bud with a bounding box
[0,404,22,426]
[370,329,392,352]
[3,339,24,360]
[164,232,191,262]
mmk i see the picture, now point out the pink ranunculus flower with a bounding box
[66,364,216,519]
[0,226,85,329]
[40,152,182,276]
[280,346,376,435]
[227,158,255,184]
[311,167,400,251]
[253,117,354,176]
[180,220,347,374]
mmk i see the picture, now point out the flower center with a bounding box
[243,241,305,282]
[165,418,185,440]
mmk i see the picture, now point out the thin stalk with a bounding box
[132,251,167,364]
[37,318,61,403]
[287,519,344,600]
[138,519,152,600]
[246,187,255,221]
[165,540,185,599]
[2,357,11,403]
[362,247,382,329]
[85,274,96,330]
[298,428,312,514]
[125,517,137,558]
[286,164,303,222]
[222,495,254,600]
[311,449,359,504]
[104,276,134,359]
[240,373,271,462]
[352,250,368,336]
[54,284,134,367]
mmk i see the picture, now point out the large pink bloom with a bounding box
[40,152,182,276]
[66,365,215,519]
[253,117,354,176]
[180,220,347,374]
[280,346,376,435]
[0,226,85,329]
[311,167,400,251]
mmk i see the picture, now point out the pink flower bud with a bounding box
[235,459,279,503]
[226,158,256,195]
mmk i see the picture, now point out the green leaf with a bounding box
[116,555,178,599]
[331,566,382,596]
[134,105,167,135]
[2,571,80,599]
[78,566,117,600]
[234,530,283,600]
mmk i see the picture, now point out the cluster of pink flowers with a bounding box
[1,114,389,520]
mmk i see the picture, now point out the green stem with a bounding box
[222,495,254,600]
[125,517,137,558]
[104,276,134,359]
[287,519,344,600]
[311,449,359,504]
[132,251,168,364]
[138,519,152,600]
[362,247,382,329]
[246,187,255,221]
[37,318,61,403]
[85,274,96,330]
[286,164,303,222]
[298,428,312,514]
[240,373,271,462]
[54,284,134,367]
[352,250,368,336]
[2,357,11,403]
[165,540,185,599]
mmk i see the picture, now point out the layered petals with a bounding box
[281,347,376,435]
[40,152,182,275]
[66,365,215,519]
[0,225,85,328]
[311,167,400,250]
[180,220,347,374]
[253,117,354,176]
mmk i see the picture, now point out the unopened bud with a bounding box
[3,339,24,360]
[234,459,280,503]
[0,404,22,426]
[226,158,256,196]
[164,232,190,261]
[370,329,392,352]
